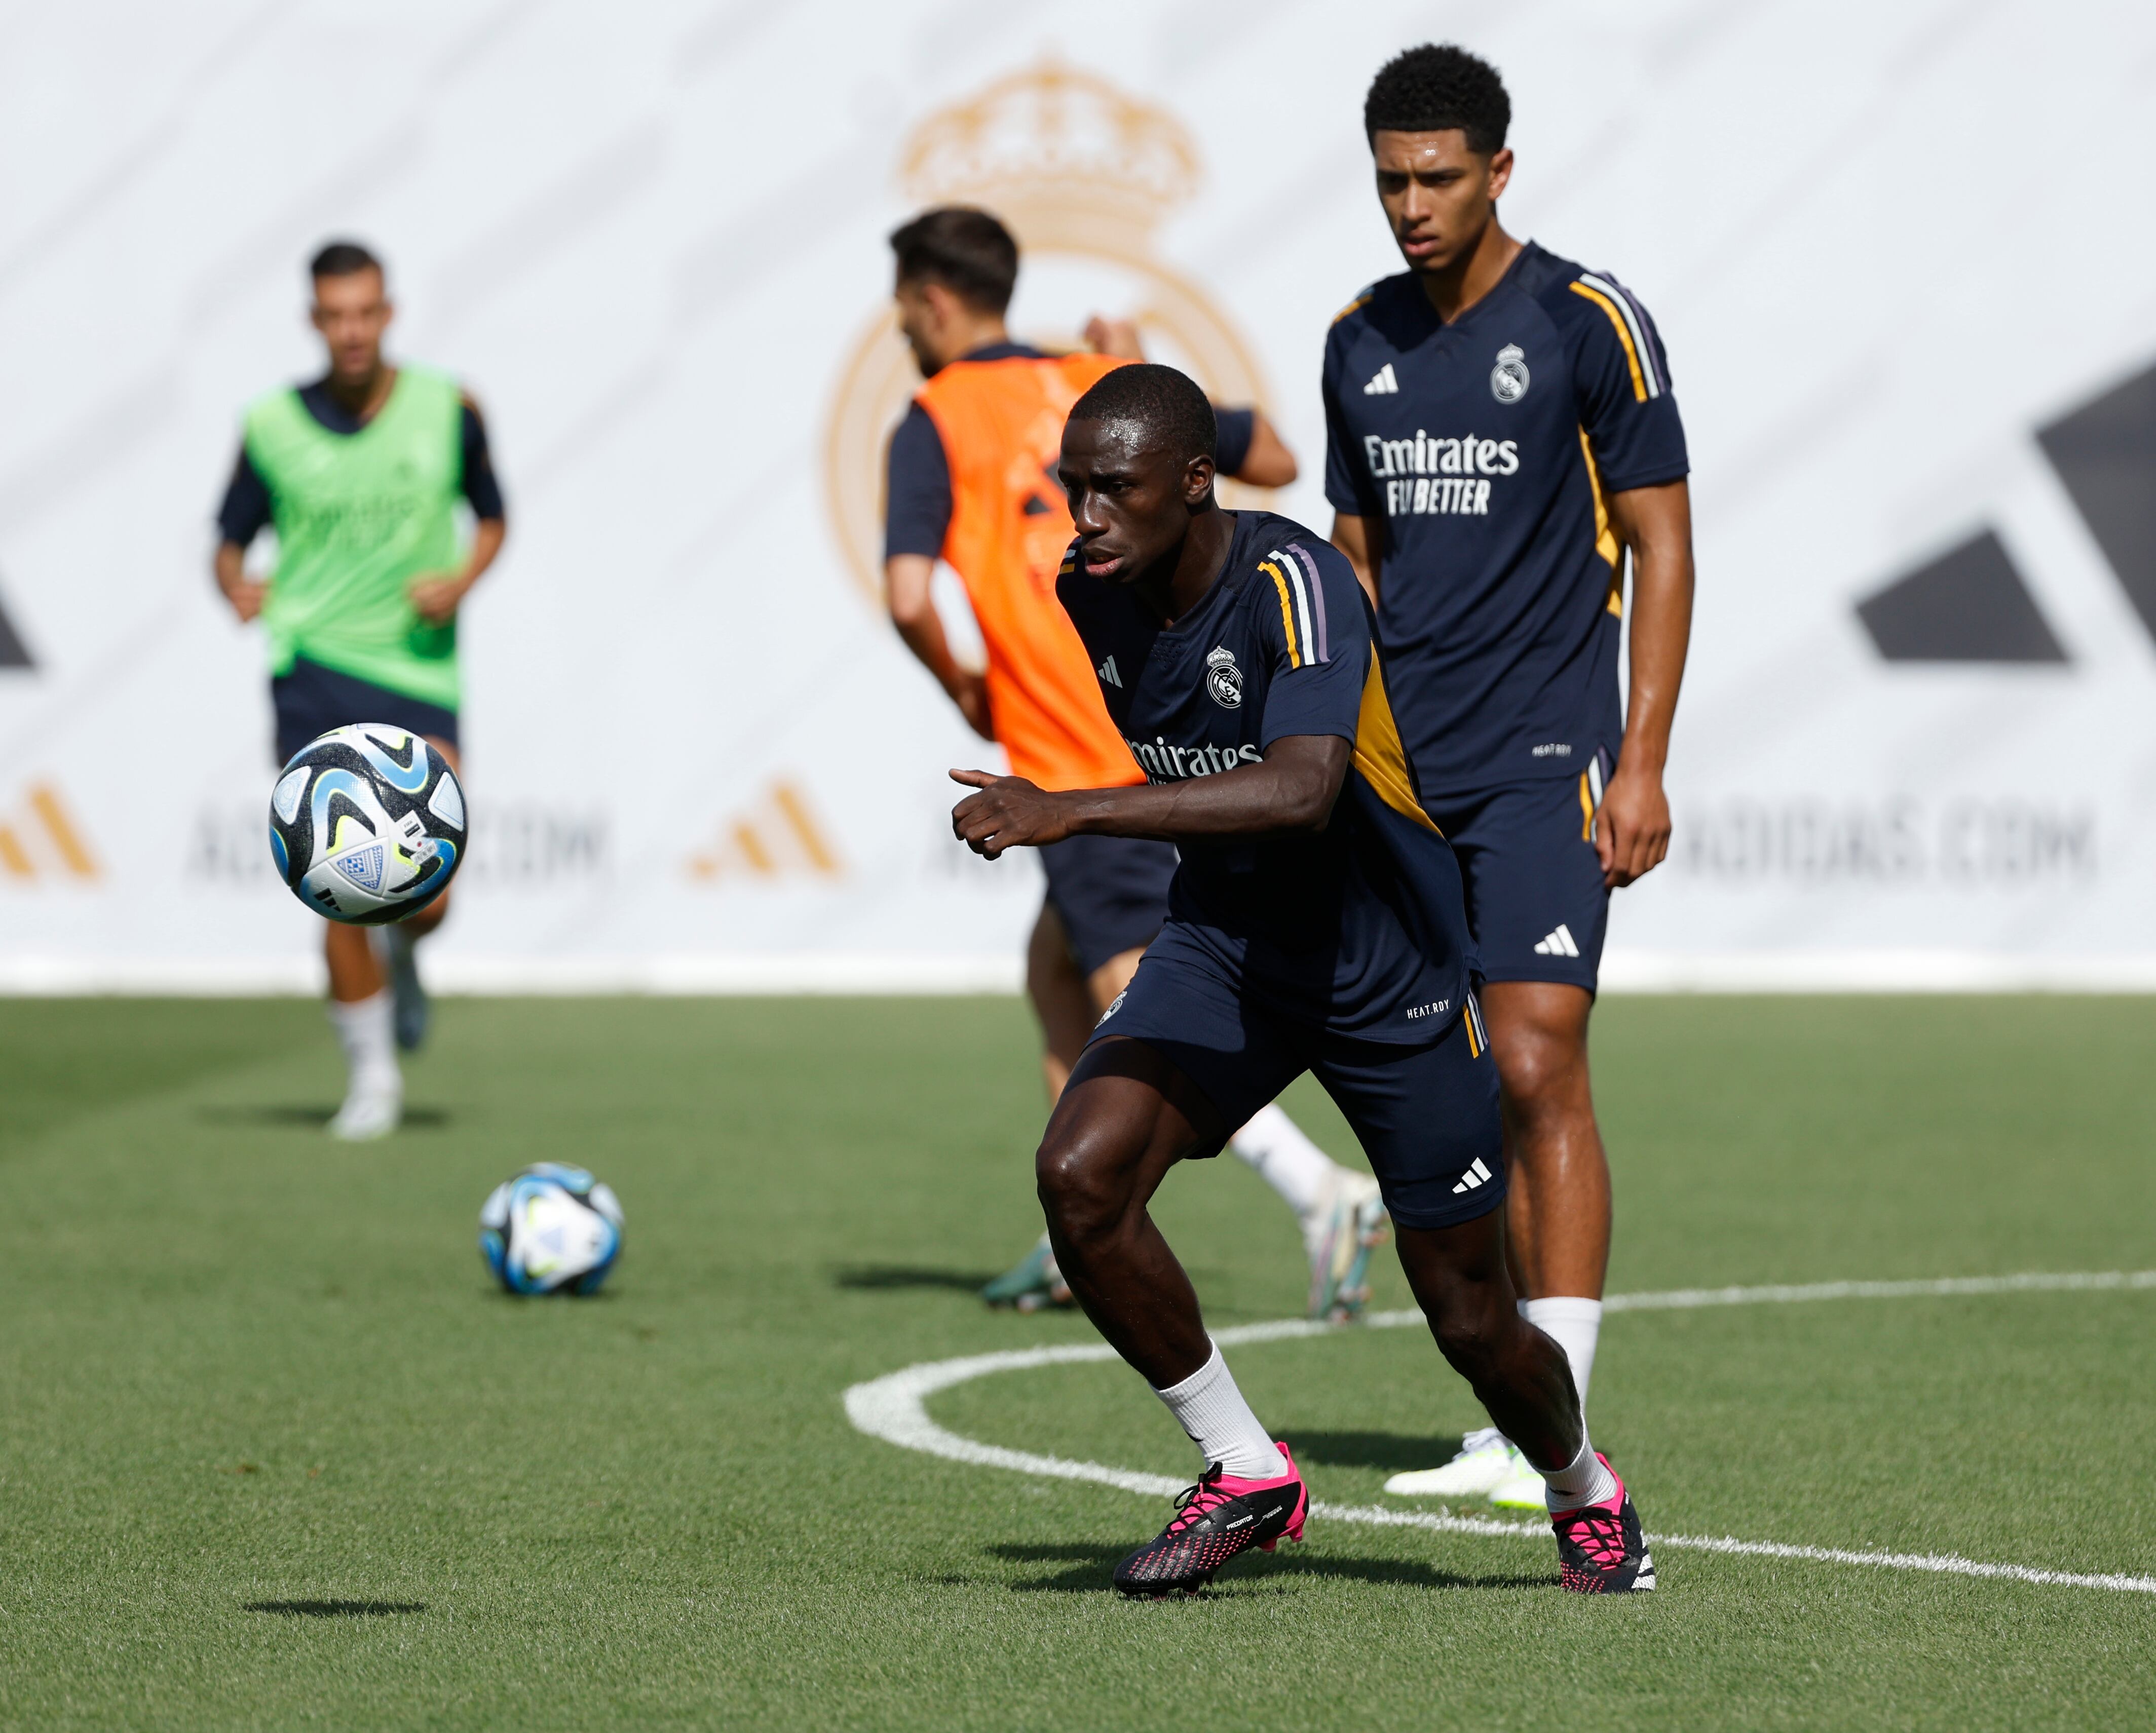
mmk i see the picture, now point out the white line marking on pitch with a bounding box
[842,1270,2156,1596]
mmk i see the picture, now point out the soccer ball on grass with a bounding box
[479,1163,625,1296]
[267,724,465,925]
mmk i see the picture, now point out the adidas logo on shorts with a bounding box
[1451,1157,1495,1195]
[1534,923,1581,958]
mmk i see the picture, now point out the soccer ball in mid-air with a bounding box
[479,1163,625,1296]
[268,724,465,925]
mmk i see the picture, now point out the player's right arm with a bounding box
[1329,513,1380,607]
[1319,314,1382,606]
[886,553,991,740]
[950,733,1348,858]
[953,541,1373,857]
[883,403,992,740]
[212,446,271,623]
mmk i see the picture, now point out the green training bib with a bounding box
[248,365,466,709]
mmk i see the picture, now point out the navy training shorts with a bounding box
[1428,757,1612,994]
[1038,833,1178,977]
[1089,933,1504,1231]
[272,656,460,766]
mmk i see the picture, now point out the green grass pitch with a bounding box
[2,994,2152,1729]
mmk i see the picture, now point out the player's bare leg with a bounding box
[1409,979,1610,1507]
[995,919,1382,1316]
[1487,982,1609,1299]
[1034,1036,1220,1383]
[1036,1035,1307,1594]
[1391,1213,1579,1470]
[1041,1035,1637,1593]
[1026,907,1138,1103]
[323,733,457,1139]
[986,918,1142,1307]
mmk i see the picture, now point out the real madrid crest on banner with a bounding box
[1205,645,1243,710]
[821,58,1279,606]
[1490,342,1530,404]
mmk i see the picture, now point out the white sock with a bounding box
[1520,1296,1604,1414]
[1151,1341,1288,1480]
[328,991,399,1092]
[1228,1104,1341,1222]
[1538,1431,1618,1513]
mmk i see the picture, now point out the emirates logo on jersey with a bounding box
[1491,343,1531,403]
[1205,645,1244,709]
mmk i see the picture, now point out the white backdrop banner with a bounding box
[2,0,2153,991]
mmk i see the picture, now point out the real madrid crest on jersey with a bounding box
[1205,645,1243,709]
[1490,343,1530,404]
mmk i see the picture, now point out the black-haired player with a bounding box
[882,206,1389,1321]
[1323,47,1696,1507]
[215,241,507,1139]
[950,363,1651,1596]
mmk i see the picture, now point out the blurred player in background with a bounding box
[1324,48,1694,1505]
[215,241,507,1140]
[950,364,1651,1595]
[883,207,1389,1320]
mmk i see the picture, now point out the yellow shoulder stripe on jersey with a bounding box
[1354,656,1440,833]
[1261,560,1302,667]
[1331,292,1374,326]
[1578,429,1621,571]
[1568,281,1647,402]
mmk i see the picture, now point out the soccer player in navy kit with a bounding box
[1322,47,1696,1507]
[951,364,1651,1595]
[883,208,1389,1322]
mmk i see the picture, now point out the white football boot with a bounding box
[1383,1426,1532,1498]
[1306,1170,1390,1322]
[331,1069,402,1140]
[1489,1456,1554,1510]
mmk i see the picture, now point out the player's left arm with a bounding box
[950,733,1348,858]
[1083,318,1297,488]
[410,394,508,625]
[1565,275,1692,888]
[1598,479,1693,887]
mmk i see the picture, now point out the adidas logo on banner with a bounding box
[1097,655,1122,688]
[0,782,100,883]
[1533,923,1581,957]
[687,777,845,882]
[1363,363,1399,396]
[1451,1157,1495,1196]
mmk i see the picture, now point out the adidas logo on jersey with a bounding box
[1363,363,1399,395]
[1097,655,1122,688]
[1451,1157,1495,1195]
[1534,923,1581,958]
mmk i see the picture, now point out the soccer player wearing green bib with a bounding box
[215,241,507,1140]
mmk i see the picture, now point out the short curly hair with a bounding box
[1068,363,1218,470]
[1364,45,1510,155]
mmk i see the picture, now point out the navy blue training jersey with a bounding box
[1057,510,1478,1043]
[1322,242,1688,796]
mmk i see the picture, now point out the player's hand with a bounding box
[408,571,472,624]
[953,672,995,742]
[222,579,269,624]
[1595,762,1672,888]
[1083,316,1146,361]
[950,770,1073,859]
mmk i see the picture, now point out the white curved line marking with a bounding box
[844,1272,2156,1595]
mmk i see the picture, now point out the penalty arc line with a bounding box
[842,1269,2156,1597]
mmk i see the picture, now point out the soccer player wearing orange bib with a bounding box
[882,207,1388,1318]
